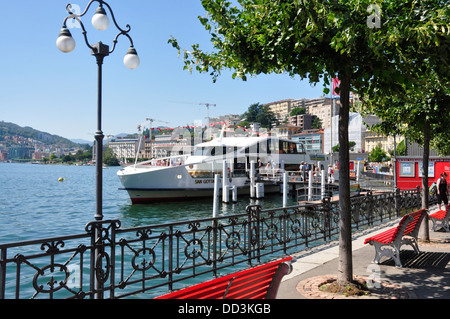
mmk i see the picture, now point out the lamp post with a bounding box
[57,1,139,222]
[57,1,139,299]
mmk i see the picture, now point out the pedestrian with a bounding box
[257,159,263,176]
[299,161,305,181]
[314,164,320,182]
[436,172,449,211]
[327,164,334,183]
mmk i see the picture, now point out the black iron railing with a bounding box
[0,188,426,299]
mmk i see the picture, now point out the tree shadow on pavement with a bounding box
[379,251,450,299]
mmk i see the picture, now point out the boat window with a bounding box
[268,139,279,154]
[194,146,237,156]
[193,147,206,156]
[259,140,268,155]
[193,146,215,156]
[245,143,258,155]
[279,141,299,154]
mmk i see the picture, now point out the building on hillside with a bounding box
[292,129,324,153]
[304,97,339,129]
[264,99,303,122]
[109,137,140,161]
[287,113,316,130]
[364,131,404,154]
[209,114,242,127]
[8,146,34,160]
[151,134,192,159]
[273,124,301,139]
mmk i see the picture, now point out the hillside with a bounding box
[0,121,82,148]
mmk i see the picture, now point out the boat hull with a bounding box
[116,135,329,203]
[122,183,282,203]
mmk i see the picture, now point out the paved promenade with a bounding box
[277,204,450,299]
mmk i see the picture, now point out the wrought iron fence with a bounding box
[0,188,426,299]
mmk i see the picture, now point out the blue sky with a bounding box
[0,0,326,142]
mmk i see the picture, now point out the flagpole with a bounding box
[330,78,334,169]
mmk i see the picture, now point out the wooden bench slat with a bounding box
[224,276,273,299]
[179,283,231,299]
[154,256,292,299]
[364,228,397,244]
[226,282,271,299]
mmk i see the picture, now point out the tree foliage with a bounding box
[311,117,322,129]
[368,145,390,162]
[290,107,306,116]
[169,0,449,284]
[242,103,277,129]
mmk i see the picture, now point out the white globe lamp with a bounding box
[56,28,76,53]
[92,6,110,31]
[124,47,140,69]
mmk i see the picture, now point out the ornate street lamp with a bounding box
[57,1,139,222]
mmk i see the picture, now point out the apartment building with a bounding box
[109,137,141,160]
[264,99,303,122]
[264,96,359,129]
[292,129,324,153]
[304,97,340,129]
[151,134,192,159]
[287,113,316,130]
[209,114,242,127]
[364,131,404,154]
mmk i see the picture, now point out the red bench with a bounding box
[155,256,292,299]
[364,210,427,267]
[429,207,450,232]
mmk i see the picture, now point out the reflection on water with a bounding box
[0,163,296,243]
[117,192,297,229]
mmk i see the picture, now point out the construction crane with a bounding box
[199,103,216,124]
[145,118,170,159]
[146,118,170,128]
[106,135,113,146]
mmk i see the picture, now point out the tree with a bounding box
[242,103,277,129]
[359,0,449,240]
[363,75,449,241]
[393,140,406,157]
[62,154,75,163]
[103,148,120,166]
[368,145,389,162]
[311,117,322,129]
[169,0,447,285]
[290,107,306,116]
[237,120,250,129]
[333,141,355,153]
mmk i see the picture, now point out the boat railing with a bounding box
[131,154,190,167]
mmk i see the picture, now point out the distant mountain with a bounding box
[70,133,134,146]
[0,121,83,148]
[70,138,93,146]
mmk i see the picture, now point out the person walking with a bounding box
[436,172,449,211]
[327,164,334,183]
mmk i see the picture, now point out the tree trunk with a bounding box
[337,73,352,284]
[419,120,430,241]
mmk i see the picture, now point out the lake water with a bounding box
[0,163,297,245]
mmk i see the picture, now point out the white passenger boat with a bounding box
[117,133,324,203]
